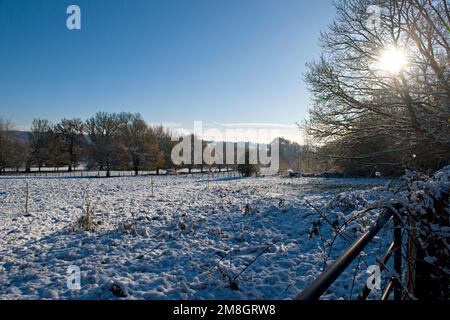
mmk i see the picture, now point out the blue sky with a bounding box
[0,0,335,141]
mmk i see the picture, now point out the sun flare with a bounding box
[378,47,408,74]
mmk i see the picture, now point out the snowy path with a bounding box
[0,175,389,300]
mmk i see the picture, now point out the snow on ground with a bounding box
[0,174,391,300]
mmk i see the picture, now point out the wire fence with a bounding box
[0,169,241,180]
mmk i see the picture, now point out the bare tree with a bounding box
[30,119,53,171]
[54,118,85,172]
[85,112,127,177]
[152,125,176,174]
[120,114,163,175]
[0,118,25,173]
[304,0,450,175]
[0,118,11,173]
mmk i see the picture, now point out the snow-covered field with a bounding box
[0,174,392,300]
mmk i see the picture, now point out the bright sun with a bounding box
[378,47,408,74]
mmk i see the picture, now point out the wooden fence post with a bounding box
[25,181,29,215]
[393,213,403,300]
[151,177,154,197]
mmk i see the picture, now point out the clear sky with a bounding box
[0,0,335,142]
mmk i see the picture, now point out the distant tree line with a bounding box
[1,112,298,176]
[0,112,176,176]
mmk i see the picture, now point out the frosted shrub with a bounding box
[72,201,96,232]
[117,217,150,237]
[310,166,450,299]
